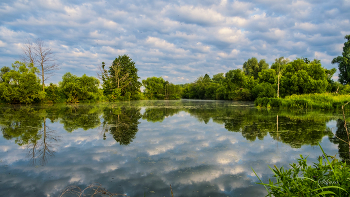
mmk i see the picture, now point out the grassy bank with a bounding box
[255,93,350,109]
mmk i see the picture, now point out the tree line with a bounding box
[0,35,349,104]
[182,35,350,101]
[182,57,339,101]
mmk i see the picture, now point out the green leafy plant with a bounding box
[252,144,350,196]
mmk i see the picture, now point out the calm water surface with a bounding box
[0,100,349,197]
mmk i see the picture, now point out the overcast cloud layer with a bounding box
[1,0,350,84]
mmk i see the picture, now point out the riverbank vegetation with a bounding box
[255,93,350,109]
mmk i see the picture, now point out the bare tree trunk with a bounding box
[21,39,36,66]
[277,115,279,139]
[22,39,59,92]
[41,64,45,91]
[42,117,47,165]
[277,74,280,98]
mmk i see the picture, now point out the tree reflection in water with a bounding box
[58,104,102,132]
[0,106,59,165]
[329,119,350,162]
[0,102,347,165]
[142,107,181,122]
[27,117,59,166]
[102,105,142,145]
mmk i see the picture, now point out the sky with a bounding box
[1,0,350,85]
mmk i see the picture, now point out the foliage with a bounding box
[0,66,10,82]
[0,106,43,146]
[332,35,350,85]
[102,105,142,145]
[271,57,290,72]
[181,56,337,102]
[44,83,65,103]
[59,72,100,103]
[142,77,182,100]
[182,74,222,100]
[251,82,276,100]
[243,57,269,79]
[0,61,45,104]
[142,107,181,122]
[279,59,328,97]
[329,119,350,162]
[253,145,350,196]
[58,104,102,132]
[212,73,225,84]
[101,55,142,101]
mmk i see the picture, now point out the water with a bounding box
[0,100,348,197]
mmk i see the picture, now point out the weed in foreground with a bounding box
[252,144,350,196]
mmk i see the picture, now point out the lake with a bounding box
[0,100,348,197]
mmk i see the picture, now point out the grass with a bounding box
[255,93,350,110]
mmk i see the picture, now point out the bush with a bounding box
[255,97,270,107]
[269,98,282,107]
[0,61,45,104]
[45,83,65,103]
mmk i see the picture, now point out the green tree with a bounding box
[166,83,182,100]
[279,59,328,97]
[100,55,142,100]
[205,83,221,100]
[45,83,64,103]
[0,61,45,104]
[243,57,269,79]
[59,72,100,103]
[251,82,276,100]
[258,69,276,84]
[142,77,166,99]
[225,69,254,100]
[202,73,211,83]
[0,66,10,82]
[212,73,225,84]
[332,35,350,84]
